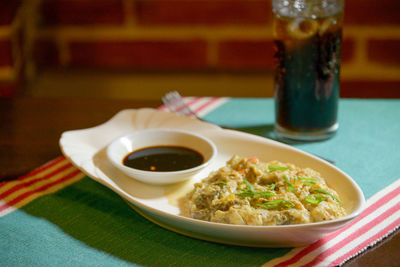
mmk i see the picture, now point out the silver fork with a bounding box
[161,91,335,165]
[162,91,199,118]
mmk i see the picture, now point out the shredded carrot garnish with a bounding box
[237,169,247,175]
[248,157,259,164]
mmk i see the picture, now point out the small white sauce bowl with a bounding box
[106,128,217,185]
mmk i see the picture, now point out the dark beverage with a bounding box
[273,3,343,141]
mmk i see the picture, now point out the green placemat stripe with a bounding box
[1,177,290,267]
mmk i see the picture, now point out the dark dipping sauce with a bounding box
[123,146,204,172]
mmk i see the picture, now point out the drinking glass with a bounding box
[273,0,344,141]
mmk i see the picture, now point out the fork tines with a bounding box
[162,91,198,118]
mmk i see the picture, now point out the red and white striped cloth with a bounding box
[0,96,399,266]
[0,156,85,217]
[265,178,400,267]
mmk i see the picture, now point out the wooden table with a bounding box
[0,97,159,180]
[1,97,398,266]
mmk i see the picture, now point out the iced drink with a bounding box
[273,1,343,141]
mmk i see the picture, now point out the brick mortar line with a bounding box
[0,67,15,81]
[34,26,400,42]
[0,27,11,38]
[123,0,137,26]
[207,40,218,67]
[352,37,368,66]
[344,26,400,38]
[0,3,25,39]
[58,37,70,67]
[341,65,400,80]
[23,0,44,80]
[35,26,274,40]
[10,11,26,82]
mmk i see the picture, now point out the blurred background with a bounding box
[1,0,399,100]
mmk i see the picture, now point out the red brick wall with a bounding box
[3,0,400,98]
[0,1,22,97]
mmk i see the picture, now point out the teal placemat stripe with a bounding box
[0,177,290,267]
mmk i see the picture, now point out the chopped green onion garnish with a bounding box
[255,191,276,198]
[266,199,291,205]
[258,199,295,210]
[284,176,295,191]
[236,190,255,198]
[268,166,289,172]
[304,182,315,186]
[237,180,275,198]
[305,197,320,204]
[244,180,254,192]
[305,194,326,204]
[297,177,317,185]
[311,188,341,203]
[269,183,276,190]
[236,190,275,198]
[314,194,326,201]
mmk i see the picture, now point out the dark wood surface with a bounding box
[0,97,398,266]
[0,97,159,180]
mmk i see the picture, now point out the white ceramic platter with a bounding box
[59,108,365,247]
